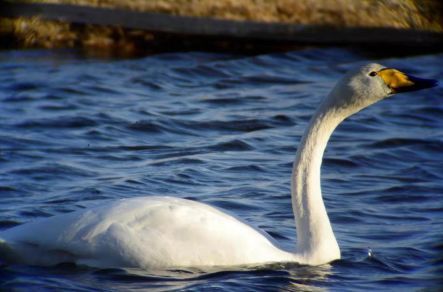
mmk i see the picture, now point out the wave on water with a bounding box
[0,48,442,290]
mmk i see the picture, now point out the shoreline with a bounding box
[1,0,442,56]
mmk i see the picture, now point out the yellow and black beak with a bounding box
[377,68,438,94]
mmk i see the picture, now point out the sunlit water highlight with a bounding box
[0,48,442,290]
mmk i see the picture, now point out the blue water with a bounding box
[0,48,442,291]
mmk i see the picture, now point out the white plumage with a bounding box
[1,196,296,268]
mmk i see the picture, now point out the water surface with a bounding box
[0,48,442,290]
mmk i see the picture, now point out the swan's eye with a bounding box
[369,71,377,77]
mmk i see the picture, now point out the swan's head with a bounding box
[327,63,438,115]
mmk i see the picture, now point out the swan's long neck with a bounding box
[291,100,347,264]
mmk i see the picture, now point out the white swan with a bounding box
[0,63,437,269]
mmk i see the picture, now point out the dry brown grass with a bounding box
[2,0,442,52]
[1,17,76,48]
[24,0,443,30]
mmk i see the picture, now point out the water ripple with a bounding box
[0,49,441,290]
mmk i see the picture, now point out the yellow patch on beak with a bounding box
[378,69,414,93]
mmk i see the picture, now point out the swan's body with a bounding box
[0,64,436,269]
[0,196,297,268]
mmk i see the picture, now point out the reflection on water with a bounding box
[80,262,333,291]
[0,48,442,290]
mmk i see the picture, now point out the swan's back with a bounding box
[0,197,294,268]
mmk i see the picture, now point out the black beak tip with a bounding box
[429,79,438,88]
[410,76,438,89]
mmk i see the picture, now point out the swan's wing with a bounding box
[0,197,293,268]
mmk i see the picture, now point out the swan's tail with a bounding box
[1,236,77,266]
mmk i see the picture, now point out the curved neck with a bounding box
[291,102,345,264]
